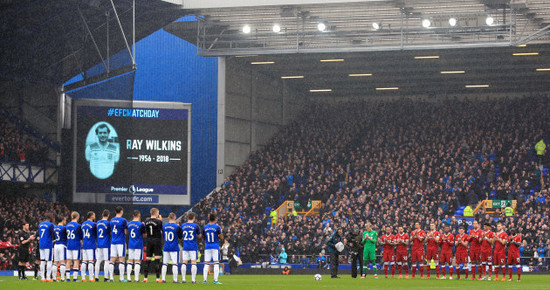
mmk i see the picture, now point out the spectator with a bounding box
[315,252,327,269]
[278,248,288,264]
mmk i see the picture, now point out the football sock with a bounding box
[155,260,161,279]
[88,262,94,280]
[46,261,52,280]
[517,266,521,280]
[109,263,115,280]
[134,263,141,281]
[95,260,101,279]
[161,264,167,281]
[213,263,220,282]
[81,262,87,280]
[191,264,197,282]
[172,265,178,282]
[203,264,209,281]
[40,261,46,280]
[143,260,150,279]
[60,264,66,280]
[118,262,125,281]
[127,262,133,281]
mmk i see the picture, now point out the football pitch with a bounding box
[1,275,549,290]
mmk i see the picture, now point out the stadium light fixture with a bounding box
[372,22,380,30]
[242,25,251,34]
[465,84,489,88]
[309,89,332,92]
[273,24,281,33]
[281,75,304,79]
[317,22,327,32]
[414,55,439,59]
[512,52,539,56]
[320,58,344,62]
[516,44,527,47]
[422,19,431,28]
[449,17,457,27]
[376,87,399,91]
[348,73,373,77]
[536,68,550,71]
[250,61,275,65]
[485,16,494,26]
[440,70,465,74]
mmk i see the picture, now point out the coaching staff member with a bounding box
[327,228,344,278]
[17,222,35,280]
[143,208,163,283]
[347,226,364,278]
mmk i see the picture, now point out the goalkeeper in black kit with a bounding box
[143,208,163,283]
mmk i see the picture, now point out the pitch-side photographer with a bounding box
[347,226,364,278]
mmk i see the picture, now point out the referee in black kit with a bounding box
[143,208,163,283]
[17,222,35,280]
[347,226,363,278]
[326,228,344,278]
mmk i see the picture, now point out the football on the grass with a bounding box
[314,274,322,280]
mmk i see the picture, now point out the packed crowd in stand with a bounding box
[193,96,550,268]
[1,95,549,273]
[0,116,48,164]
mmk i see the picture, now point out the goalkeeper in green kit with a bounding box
[362,222,378,279]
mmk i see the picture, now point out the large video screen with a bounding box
[73,99,191,205]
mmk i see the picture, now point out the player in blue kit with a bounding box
[81,211,97,282]
[94,209,111,282]
[127,210,145,282]
[109,206,128,282]
[66,211,82,282]
[38,213,55,282]
[52,216,67,281]
[95,209,111,282]
[180,212,201,283]
[203,214,223,285]
[161,213,182,283]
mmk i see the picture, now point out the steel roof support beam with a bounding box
[109,0,136,66]
[77,7,108,73]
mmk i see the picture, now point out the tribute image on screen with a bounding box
[85,122,119,179]
[73,100,191,205]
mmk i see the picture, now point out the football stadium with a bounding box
[0,0,550,289]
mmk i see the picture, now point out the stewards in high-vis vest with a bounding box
[505,204,514,217]
[535,139,546,166]
[463,205,473,217]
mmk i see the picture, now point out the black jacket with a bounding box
[346,231,363,253]
[327,231,342,254]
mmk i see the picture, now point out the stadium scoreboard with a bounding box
[72,99,191,205]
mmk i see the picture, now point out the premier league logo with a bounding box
[129,185,136,194]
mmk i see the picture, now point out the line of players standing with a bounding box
[375,220,522,281]
[32,206,223,284]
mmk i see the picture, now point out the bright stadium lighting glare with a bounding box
[242,25,251,34]
[272,24,281,33]
[372,22,380,30]
[449,17,457,27]
[485,16,494,26]
[422,19,431,28]
[317,22,327,32]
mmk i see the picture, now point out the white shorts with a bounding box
[82,249,95,261]
[39,249,53,261]
[181,250,198,262]
[66,249,80,261]
[204,249,219,263]
[53,244,67,262]
[96,248,109,262]
[163,251,178,264]
[110,244,126,258]
[128,249,143,260]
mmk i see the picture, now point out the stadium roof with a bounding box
[0,0,185,86]
[164,0,550,56]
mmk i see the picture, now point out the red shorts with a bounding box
[470,246,481,261]
[481,250,493,263]
[494,252,506,265]
[426,247,439,260]
[396,251,408,263]
[440,251,453,264]
[383,251,395,263]
[411,248,424,263]
[455,251,468,264]
[507,251,520,265]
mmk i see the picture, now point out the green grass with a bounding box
[1,274,549,289]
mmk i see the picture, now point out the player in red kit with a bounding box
[410,222,426,279]
[469,220,483,280]
[454,226,470,280]
[380,226,396,278]
[424,223,440,279]
[480,222,495,280]
[395,226,409,279]
[493,222,508,281]
[439,225,455,279]
[507,228,522,282]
